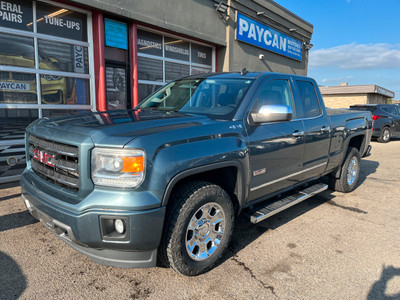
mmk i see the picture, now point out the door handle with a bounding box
[320,126,331,133]
[292,130,304,137]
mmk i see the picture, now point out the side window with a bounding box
[296,81,321,118]
[382,106,398,115]
[252,79,294,113]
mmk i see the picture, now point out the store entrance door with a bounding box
[104,18,130,111]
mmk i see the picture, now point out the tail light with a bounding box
[372,115,381,121]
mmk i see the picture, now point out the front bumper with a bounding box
[371,128,381,138]
[21,170,166,268]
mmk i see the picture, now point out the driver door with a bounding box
[245,76,305,202]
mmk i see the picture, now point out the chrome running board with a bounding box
[250,183,328,224]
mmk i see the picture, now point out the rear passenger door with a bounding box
[293,80,331,180]
[395,106,400,136]
[382,106,400,136]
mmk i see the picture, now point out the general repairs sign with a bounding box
[236,12,302,61]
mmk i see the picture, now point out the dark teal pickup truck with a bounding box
[21,72,372,275]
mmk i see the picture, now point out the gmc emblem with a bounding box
[33,149,55,167]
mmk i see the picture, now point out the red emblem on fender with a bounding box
[33,149,55,167]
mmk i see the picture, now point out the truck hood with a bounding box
[33,109,211,147]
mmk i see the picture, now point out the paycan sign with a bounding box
[236,12,302,61]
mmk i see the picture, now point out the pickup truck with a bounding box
[21,72,372,276]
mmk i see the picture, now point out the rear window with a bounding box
[349,106,376,112]
[381,106,399,115]
[296,80,321,118]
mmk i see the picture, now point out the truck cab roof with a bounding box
[183,71,315,81]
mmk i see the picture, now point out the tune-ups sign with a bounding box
[236,12,302,61]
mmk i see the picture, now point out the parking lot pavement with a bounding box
[1,140,400,300]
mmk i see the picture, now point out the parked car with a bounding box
[350,104,400,143]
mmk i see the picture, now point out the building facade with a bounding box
[0,0,313,182]
[320,84,395,109]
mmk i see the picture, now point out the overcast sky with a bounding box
[274,0,400,99]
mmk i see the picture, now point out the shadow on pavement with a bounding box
[0,193,21,202]
[0,251,27,299]
[371,137,400,143]
[221,191,336,265]
[367,265,400,300]
[0,210,38,232]
[0,181,20,190]
[219,157,380,266]
[357,159,379,188]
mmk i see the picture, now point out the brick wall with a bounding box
[322,94,368,109]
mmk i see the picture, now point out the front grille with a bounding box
[29,135,79,192]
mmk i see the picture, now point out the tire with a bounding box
[377,127,391,143]
[159,181,234,276]
[330,147,361,193]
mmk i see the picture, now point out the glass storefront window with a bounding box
[0,1,92,109]
[137,57,163,81]
[191,67,212,75]
[0,71,36,103]
[42,109,89,117]
[0,33,34,68]
[137,29,214,102]
[165,62,190,81]
[137,30,162,56]
[164,37,189,61]
[38,39,89,74]
[36,2,87,41]
[0,0,92,181]
[0,108,38,139]
[191,44,212,65]
[40,76,90,105]
[0,0,33,31]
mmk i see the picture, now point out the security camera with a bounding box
[259,54,264,60]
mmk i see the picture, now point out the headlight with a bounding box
[91,148,145,188]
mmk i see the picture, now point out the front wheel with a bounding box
[330,147,361,193]
[159,181,234,276]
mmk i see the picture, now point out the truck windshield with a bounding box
[138,78,254,118]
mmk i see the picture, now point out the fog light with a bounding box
[100,216,129,241]
[114,219,125,234]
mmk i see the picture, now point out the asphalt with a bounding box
[0,140,399,299]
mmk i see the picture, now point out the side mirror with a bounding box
[250,104,293,124]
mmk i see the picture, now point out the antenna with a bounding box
[241,68,249,75]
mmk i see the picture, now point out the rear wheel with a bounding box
[159,181,234,276]
[377,127,391,143]
[330,147,361,193]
